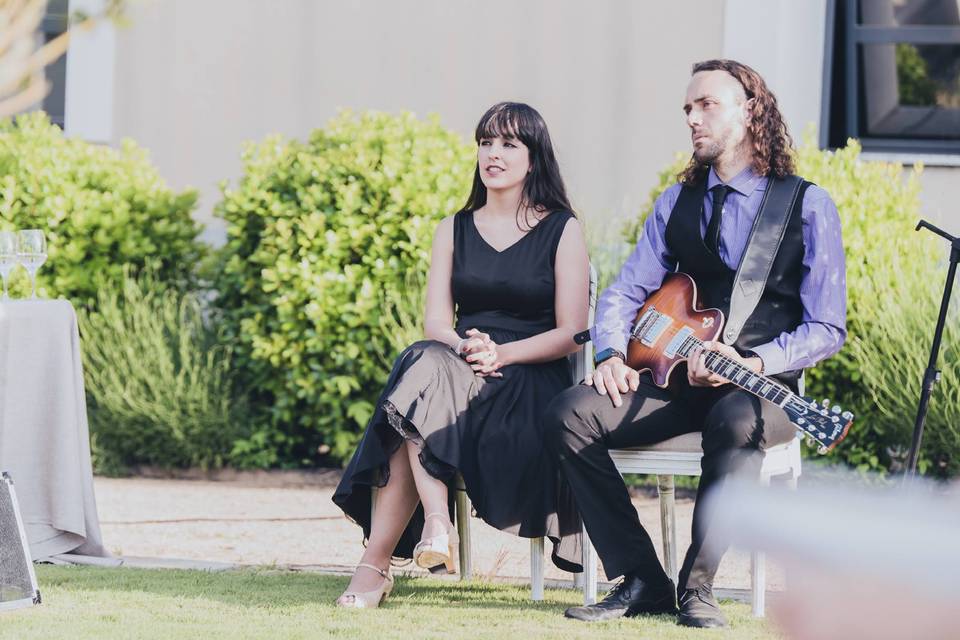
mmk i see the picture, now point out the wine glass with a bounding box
[17,229,47,300]
[0,231,16,300]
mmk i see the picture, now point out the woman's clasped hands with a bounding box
[458,328,504,377]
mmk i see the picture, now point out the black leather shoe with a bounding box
[677,584,727,628]
[564,574,677,622]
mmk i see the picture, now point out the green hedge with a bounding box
[79,268,247,473]
[0,112,203,303]
[626,136,957,476]
[211,110,475,466]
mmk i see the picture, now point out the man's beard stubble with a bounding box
[693,139,724,165]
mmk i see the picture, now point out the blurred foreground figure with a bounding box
[705,474,960,640]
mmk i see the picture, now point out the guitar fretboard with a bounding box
[676,335,792,407]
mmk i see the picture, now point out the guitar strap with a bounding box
[722,174,805,345]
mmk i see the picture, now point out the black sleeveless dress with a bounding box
[332,209,582,572]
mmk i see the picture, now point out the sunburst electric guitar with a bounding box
[624,272,853,453]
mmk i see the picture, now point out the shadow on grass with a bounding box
[36,566,598,612]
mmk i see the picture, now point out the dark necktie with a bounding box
[705,184,731,255]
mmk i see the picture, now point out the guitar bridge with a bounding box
[631,308,656,341]
[634,310,673,347]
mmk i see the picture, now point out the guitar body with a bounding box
[623,271,854,453]
[626,272,725,387]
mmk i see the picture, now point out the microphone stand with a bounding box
[906,220,960,477]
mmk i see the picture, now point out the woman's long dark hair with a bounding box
[462,102,575,230]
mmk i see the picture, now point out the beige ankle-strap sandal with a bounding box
[335,563,394,609]
[413,513,459,575]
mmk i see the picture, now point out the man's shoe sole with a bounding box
[563,606,629,622]
[677,614,727,628]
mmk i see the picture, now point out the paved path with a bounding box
[93,475,783,591]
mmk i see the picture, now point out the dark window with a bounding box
[41,0,69,128]
[823,0,960,153]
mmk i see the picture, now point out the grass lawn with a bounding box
[0,566,784,639]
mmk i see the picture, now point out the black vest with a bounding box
[664,177,810,391]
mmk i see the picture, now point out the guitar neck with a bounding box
[677,335,793,407]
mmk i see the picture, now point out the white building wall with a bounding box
[63,0,956,241]
[81,0,725,245]
[722,0,829,143]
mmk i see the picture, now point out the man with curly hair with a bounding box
[548,59,847,628]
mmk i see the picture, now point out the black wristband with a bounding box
[594,347,625,366]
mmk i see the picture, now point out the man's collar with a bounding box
[706,165,764,196]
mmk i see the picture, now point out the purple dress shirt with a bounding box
[593,166,847,376]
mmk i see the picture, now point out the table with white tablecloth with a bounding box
[0,299,110,561]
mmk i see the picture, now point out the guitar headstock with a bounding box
[783,396,854,454]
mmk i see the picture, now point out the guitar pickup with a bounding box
[663,327,693,358]
[639,313,673,347]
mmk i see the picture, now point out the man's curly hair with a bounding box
[679,59,795,185]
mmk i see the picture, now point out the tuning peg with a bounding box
[831,416,840,423]
[841,411,854,421]
[831,405,841,414]
[821,398,831,408]
[817,445,828,455]
[808,399,819,409]
[796,417,806,426]
[805,436,817,447]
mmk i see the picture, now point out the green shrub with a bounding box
[377,270,427,371]
[896,43,938,106]
[211,110,475,465]
[79,268,247,472]
[847,248,960,476]
[625,135,956,475]
[0,112,203,303]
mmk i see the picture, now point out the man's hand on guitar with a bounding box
[584,356,640,408]
[687,341,762,387]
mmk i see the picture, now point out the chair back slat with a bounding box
[568,263,598,382]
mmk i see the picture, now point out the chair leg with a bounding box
[581,519,598,604]
[751,550,766,617]
[782,466,800,596]
[530,537,545,601]
[455,476,472,580]
[573,571,584,589]
[657,474,678,586]
[751,473,772,617]
[786,468,799,490]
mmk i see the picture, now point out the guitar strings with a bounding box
[637,322,838,445]
[673,331,792,405]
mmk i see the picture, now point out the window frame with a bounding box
[823,0,960,154]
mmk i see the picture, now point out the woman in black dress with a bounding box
[333,102,589,608]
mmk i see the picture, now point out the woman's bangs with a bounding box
[476,110,519,142]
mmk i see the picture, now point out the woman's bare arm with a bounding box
[422,216,462,349]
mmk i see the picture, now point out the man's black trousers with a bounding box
[545,374,796,590]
